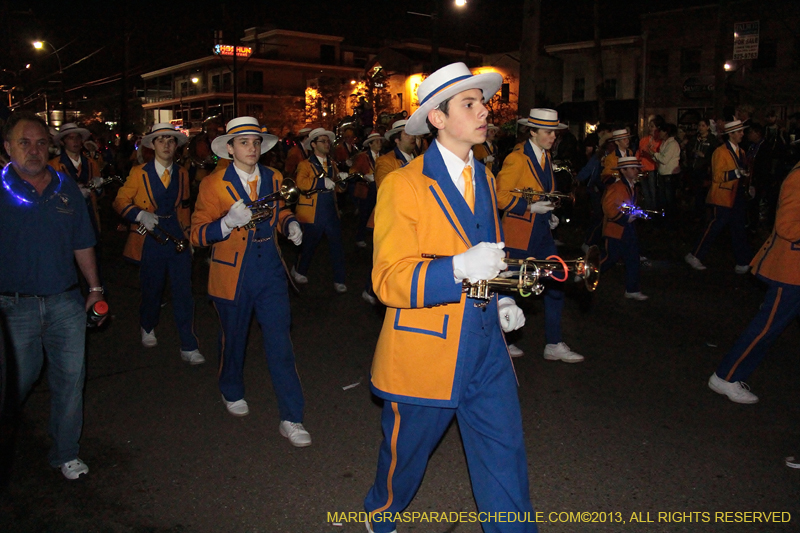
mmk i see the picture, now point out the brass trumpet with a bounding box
[298,171,333,197]
[619,203,664,220]
[87,175,125,191]
[552,160,575,174]
[332,172,367,193]
[511,188,575,207]
[242,178,301,230]
[422,246,600,303]
[136,223,189,253]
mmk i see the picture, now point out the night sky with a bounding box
[2,0,703,107]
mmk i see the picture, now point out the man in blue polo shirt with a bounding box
[0,111,105,480]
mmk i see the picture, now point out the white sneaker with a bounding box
[60,458,89,480]
[362,290,378,305]
[639,255,649,262]
[543,342,584,363]
[624,291,649,301]
[222,395,250,416]
[734,264,751,274]
[355,240,368,248]
[708,373,759,404]
[279,420,312,447]
[684,253,707,270]
[180,349,205,365]
[334,283,348,293]
[141,327,157,348]
[786,456,800,469]
[291,266,308,284]
[507,344,524,358]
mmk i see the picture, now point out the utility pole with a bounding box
[518,0,541,115]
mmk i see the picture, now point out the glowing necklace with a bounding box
[1,163,64,206]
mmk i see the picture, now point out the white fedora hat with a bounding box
[525,108,567,130]
[613,156,643,170]
[362,131,383,147]
[141,123,189,149]
[487,123,500,131]
[53,123,91,144]
[723,120,748,134]
[384,119,408,141]
[297,127,312,137]
[307,127,335,144]
[211,117,279,159]
[405,62,502,136]
[610,128,631,142]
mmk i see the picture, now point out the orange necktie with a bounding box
[540,153,546,168]
[160,169,171,189]
[248,178,258,201]
[462,165,474,213]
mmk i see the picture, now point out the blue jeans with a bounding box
[0,290,86,467]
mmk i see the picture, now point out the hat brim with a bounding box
[142,130,189,149]
[211,132,279,160]
[308,130,335,145]
[53,128,91,144]
[405,72,503,136]
[384,126,405,141]
[724,125,748,134]
[611,134,632,141]
[363,136,382,148]
[613,164,643,170]
[526,120,568,130]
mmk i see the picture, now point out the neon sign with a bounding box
[214,45,253,57]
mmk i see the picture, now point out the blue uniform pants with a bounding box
[0,290,86,466]
[296,217,346,284]
[213,263,304,422]
[364,328,536,533]
[354,182,377,243]
[715,282,800,383]
[600,227,641,293]
[692,195,751,266]
[139,237,198,351]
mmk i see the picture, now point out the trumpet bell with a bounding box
[579,245,601,292]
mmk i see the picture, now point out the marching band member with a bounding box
[49,123,103,238]
[473,122,500,175]
[190,117,309,446]
[685,120,752,272]
[599,157,648,300]
[292,127,348,293]
[495,108,584,363]
[113,123,203,364]
[601,128,635,182]
[363,62,535,533]
[334,125,358,172]
[375,119,416,186]
[708,159,800,404]
[350,131,381,249]
[284,126,311,176]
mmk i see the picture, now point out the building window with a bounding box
[212,74,220,93]
[501,83,510,103]
[603,78,617,100]
[320,44,336,65]
[753,41,777,71]
[680,48,702,74]
[397,92,403,109]
[572,77,585,102]
[223,73,232,92]
[245,71,263,93]
[246,103,263,117]
[649,49,669,78]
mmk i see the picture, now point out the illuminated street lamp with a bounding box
[33,40,64,126]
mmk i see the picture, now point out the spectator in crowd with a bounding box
[687,118,717,220]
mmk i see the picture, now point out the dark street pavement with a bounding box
[1,202,799,533]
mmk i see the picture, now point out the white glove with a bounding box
[287,221,303,245]
[136,210,159,231]
[222,199,253,229]
[324,178,336,190]
[485,155,495,164]
[452,242,507,283]
[338,172,349,180]
[748,186,756,198]
[529,200,556,214]
[90,177,104,190]
[549,214,559,230]
[365,173,375,182]
[498,297,525,332]
[345,158,353,168]
[734,169,742,179]
[78,184,91,199]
